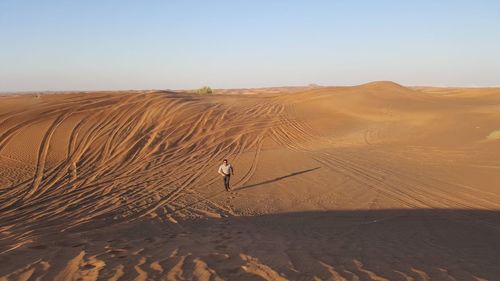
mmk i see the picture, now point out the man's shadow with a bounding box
[236,167,321,191]
[169,167,321,214]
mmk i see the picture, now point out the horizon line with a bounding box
[2,80,500,94]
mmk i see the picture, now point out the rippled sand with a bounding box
[1,82,499,280]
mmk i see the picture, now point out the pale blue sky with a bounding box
[1,1,499,91]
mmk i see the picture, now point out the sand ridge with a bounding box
[1,83,500,280]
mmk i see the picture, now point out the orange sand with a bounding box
[1,82,499,280]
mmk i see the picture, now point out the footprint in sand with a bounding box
[28,244,48,250]
[215,244,228,250]
[71,243,88,248]
[82,264,96,270]
[144,237,155,243]
[107,249,128,255]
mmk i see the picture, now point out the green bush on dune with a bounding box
[196,86,213,94]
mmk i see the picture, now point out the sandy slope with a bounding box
[1,82,500,280]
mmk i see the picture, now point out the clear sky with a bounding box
[1,1,499,91]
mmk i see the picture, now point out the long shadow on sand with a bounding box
[1,209,499,280]
[166,167,321,215]
[236,166,321,191]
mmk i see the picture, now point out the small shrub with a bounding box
[196,86,213,94]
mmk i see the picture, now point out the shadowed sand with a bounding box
[1,82,500,280]
[2,210,500,281]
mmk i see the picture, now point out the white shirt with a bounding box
[218,164,233,175]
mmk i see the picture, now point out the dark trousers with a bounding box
[223,174,231,191]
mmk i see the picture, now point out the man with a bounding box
[218,159,234,191]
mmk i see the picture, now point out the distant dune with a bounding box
[1,82,500,280]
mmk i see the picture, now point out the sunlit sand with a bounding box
[1,81,499,280]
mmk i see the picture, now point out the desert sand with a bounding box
[1,81,499,280]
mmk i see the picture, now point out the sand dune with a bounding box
[1,82,500,280]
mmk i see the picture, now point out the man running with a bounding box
[218,159,234,191]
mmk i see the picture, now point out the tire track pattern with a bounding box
[0,92,284,247]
